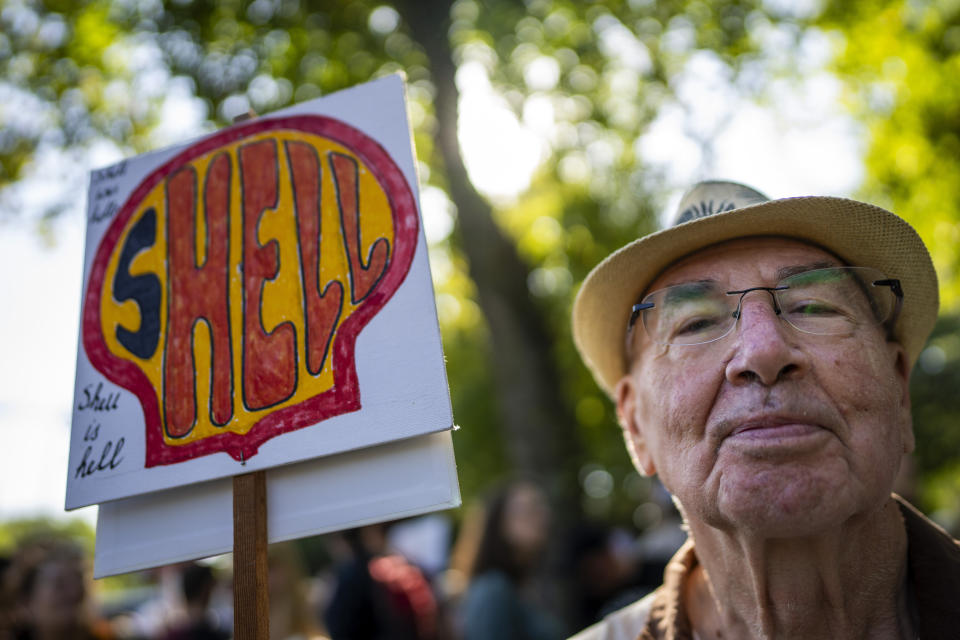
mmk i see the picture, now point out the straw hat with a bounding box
[572,180,940,397]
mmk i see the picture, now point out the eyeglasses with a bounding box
[626,266,903,347]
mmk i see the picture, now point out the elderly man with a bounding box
[570,181,960,639]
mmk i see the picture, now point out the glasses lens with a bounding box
[777,267,895,336]
[642,281,735,345]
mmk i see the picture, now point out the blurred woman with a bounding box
[325,524,437,640]
[452,482,562,640]
[268,542,327,640]
[1,538,113,640]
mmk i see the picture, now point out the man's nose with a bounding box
[724,292,807,385]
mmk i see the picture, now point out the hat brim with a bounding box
[572,196,939,397]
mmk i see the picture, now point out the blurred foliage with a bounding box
[814,0,960,526]
[0,516,151,592]
[0,0,788,528]
[819,0,960,308]
[1,0,958,538]
[909,314,960,528]
[0,515,94,554]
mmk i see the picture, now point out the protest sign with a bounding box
[93,430,459,578]
[67,74,454,510]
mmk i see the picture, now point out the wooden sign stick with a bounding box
[231,109,268,640]
[234,470,269,638]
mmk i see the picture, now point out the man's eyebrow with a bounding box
[776,261,839,280]
[661,279,716,303]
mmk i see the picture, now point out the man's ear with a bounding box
[890,342,915,455]
[615,376,657,477]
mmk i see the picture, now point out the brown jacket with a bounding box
[571,496,960,640]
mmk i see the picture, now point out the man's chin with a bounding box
[709,466,860,537]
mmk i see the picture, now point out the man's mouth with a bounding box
[712,406,839,450]
[727,420,823,441]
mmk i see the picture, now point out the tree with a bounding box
[1,0,777,522]
[818,0,960,306]
[816,0,960,526]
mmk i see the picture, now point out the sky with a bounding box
[0,33,863,527]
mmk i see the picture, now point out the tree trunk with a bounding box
[396,0,582,515]
[396,2,584,626]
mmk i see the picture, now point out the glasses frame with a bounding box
[625,268,904,350]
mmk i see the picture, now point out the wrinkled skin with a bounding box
[616,237,913,536]
[615,237,915,638]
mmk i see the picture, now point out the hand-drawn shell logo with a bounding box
[82,116,419,467]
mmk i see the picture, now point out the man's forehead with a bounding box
[646,236,843,291]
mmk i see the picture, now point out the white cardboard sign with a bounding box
[94,430,460,578]
[67,75,452,509]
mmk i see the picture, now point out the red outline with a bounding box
[83,116,420,467]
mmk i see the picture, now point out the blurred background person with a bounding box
[268,542,327,640]
[111,563,189,639]
[565,522,636,630]
[1,538,113,640]
[161,562,228,640]
[451,481,562,640]
[1,552,13,639]
[324,523,438,640]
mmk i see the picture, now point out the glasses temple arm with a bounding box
[628,302,655,330]
[873,278,903,338]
